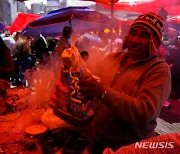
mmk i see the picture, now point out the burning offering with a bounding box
[0,86,31,119]
[52,46,99,127]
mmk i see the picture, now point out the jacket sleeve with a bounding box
[101,64,171,125]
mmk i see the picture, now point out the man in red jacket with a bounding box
[79,12,171,153]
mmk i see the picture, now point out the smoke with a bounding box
[23,26,121,109]
[24,52,61,109]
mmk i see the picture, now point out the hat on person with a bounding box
[122,12,164,57]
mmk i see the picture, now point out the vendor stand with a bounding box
[0,87,92,153]
[0,46,97,153]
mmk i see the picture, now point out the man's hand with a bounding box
[79,70,106,100]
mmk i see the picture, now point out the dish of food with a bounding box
[25,124,48,135]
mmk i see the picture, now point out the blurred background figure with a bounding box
[34,34,49,63]
[1,29,15,54]
[56,26,72,57]
[97,29,111,56]
[0,37,14,97]
[77,35,91,53]
[158,46,167,61]
[13,31,21,42]
[170,36,180,100]
[114,38,123,52]
[46,36,60,54]
[13,35,33,87]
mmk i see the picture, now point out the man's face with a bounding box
[127,26,151,59]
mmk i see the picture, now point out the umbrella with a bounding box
[97,0,180,16]
[21,6,118,37]
[10,12,41,34]
[81,32,102,42]
[80,0,118,17]
[0,22,5,32]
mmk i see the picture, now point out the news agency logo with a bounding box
[135,142,174,149]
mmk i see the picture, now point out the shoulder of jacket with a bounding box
[150,56,168,67]
[147,57,170,74]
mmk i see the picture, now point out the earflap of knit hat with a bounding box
[122,36,128,50]
[150,26,161,56]
[150,40,157,57]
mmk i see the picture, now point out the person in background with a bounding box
[79,12,171,153]
[46,36,59,54]
[13,36,32,86]
[2,29,15,54]
[0,37,14,96]
[158,46,167,61]
[55,26,73,57]
[157,46,172,108]
[114,38,123,53]
[97,29,111,56]
[12,31,21,42]
[170,36,180,100]
[34,34,49,63]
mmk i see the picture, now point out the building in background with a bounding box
[46,0,61,13]
[0,0,11,25]
[31,2,46,15]
[45,0,95,14]
[30,0,60,15]
[11,0,28,20]
[0,0,28,25]
[0,0,104,26]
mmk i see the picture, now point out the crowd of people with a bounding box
[159,35,180,99]
[0,26,121,87]
[0,11,180,153]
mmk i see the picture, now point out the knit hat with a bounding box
[122,12,164,57]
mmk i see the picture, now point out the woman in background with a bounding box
[13,36,32,87]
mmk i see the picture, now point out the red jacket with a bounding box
[93,51,171,150]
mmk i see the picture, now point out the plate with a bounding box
[25,124,48,135]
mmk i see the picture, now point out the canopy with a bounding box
[22,6,119,37]
[8,12,41,34]
[97,0,180,16]
[95,0,180,31]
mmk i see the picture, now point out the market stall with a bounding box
[0,47,95,153]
